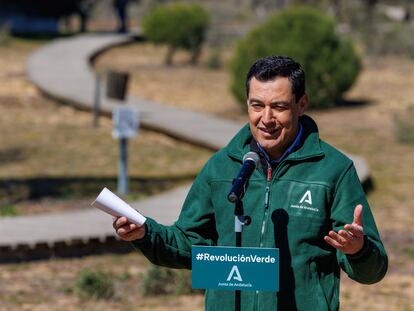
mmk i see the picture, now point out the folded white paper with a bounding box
[92,187,146,226]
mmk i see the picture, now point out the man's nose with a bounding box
[262,106,275,123]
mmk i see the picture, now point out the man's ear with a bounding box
[298,94,308,116]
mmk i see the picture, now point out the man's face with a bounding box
[247,77,307,160]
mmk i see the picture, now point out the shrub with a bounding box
[367,23,414,58]
[394,105,414,144]
[206,48,223,69]
[0,204,18,216]
[0,23,10,46]
[141,265,174,295]
[229,7,361,109]
[75,269,114,300]
[142,3,209,65]
[403,247,414,259]
[141,265,201,296]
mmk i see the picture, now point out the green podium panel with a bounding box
[192,246,279,292]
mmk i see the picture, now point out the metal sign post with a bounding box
[93,74,102,127]
[112,106,139,195]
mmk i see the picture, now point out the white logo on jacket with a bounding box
[299,190,313,205]
[290,190,319,213]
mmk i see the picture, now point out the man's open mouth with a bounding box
[259,127,280,135]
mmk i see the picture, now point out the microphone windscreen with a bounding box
[243,152,259,166]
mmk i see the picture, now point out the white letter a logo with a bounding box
[227,265,243,282]
[299,190,312,205]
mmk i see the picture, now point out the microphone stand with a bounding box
[232,197,251,311]
[228,152,258,311]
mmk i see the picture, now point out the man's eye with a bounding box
[251,104,264,110]
[272,105,287,111]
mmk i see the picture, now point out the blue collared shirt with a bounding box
[256,123,303,166]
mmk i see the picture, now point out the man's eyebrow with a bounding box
[248,98,291,106]
[270,100,290,106]
[248,98,264,104]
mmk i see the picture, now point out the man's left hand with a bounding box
[324,204,364,255]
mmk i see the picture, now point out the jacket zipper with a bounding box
[260,166,272,246]
[255,166,272,311]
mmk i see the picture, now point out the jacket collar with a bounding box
[226,114,324,162]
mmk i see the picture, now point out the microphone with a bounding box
[227,152,260,203]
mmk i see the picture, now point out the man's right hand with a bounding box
[113,216,146,241]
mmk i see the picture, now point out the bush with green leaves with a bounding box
[230,7,361,109]
[142,3,209,65]
[74,269,114,300]
[394,105,414,144]
[0,204,18,216]
[0,24,10,46]
[367,22,414,58]
[141,265,201,296]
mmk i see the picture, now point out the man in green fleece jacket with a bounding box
[113,56,388,310]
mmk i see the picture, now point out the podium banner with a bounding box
[192,246,279,292]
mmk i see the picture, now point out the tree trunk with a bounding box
[165,46,176,66]
[331,0,341,19]
[276,0,287,9]
[363,0,378,51]
[79,13,88,33]
[190,46,201,65]
[364,0,378,23]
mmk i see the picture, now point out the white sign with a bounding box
[112,106,139,139]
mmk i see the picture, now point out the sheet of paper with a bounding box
[91,187,146,226]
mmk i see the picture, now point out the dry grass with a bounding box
[0,39,212,217]
[0,38,208,310]
[0,39,413,310]
[94,43,245,120]
[0,95,210,178]
[0,41,211,180]
[0,253,204,311]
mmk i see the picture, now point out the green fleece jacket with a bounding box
[133,115,388,311]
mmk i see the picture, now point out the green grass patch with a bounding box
[394,106,414,144]
[0,204,18,216]
[141,264,202,296]
[116,271,131,281]
[74,269,115,300]
[402,247,414,259]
